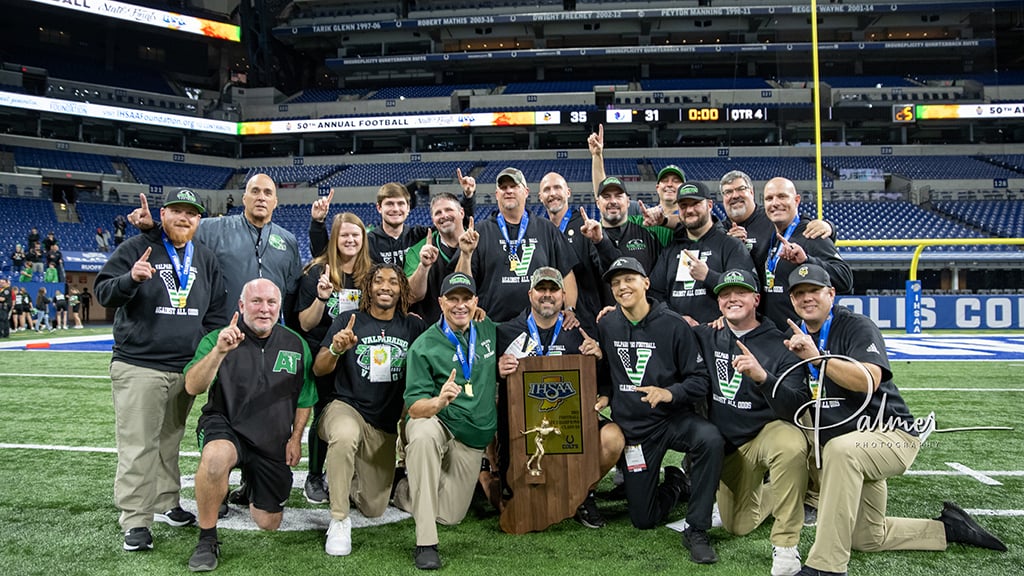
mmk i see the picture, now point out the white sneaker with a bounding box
[771,545,801,576]
[325,517,352,556]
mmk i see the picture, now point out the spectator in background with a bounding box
[96,228,112,252]
[27,242,44,274]
[80,287,92,323]
[225,194,234,212]
[27,227,40,249]
[47,244,65,283]
[113,214,127,247]
[19,262,32,282]
[10,244,26,274]
[54,289,68,330]
[34,287,52,332]
[68,287,83,329]
[15,287,34,331]
[44,262,58,283]
[0,278,11,338]
[43,231,58,252]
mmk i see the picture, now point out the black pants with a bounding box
[0,309,9,337]
[623,411,724,530]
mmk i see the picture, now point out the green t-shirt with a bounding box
[405,318,498,449]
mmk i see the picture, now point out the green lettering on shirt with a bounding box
[273,350,301,374]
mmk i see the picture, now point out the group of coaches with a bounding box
[97,145,1006,574]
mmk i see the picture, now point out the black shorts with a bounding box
[71,305,80,313]
[197,412,292,514]
[55,302,67,311]
[15,304,28,314]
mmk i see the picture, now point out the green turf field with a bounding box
[0,350,1019,575]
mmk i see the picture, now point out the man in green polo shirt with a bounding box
[394,272,498,571]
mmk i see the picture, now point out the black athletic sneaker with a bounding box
[304,473,329,505]
[227,482,249,506]
[414,545,441,570]
[936,501,1007,551]
[123,527,153,552]
[663,465,691,505]
[154,506,196,527]
[575,492,606,529]
[188,538,221,572]
[803,503,818,527]
[682,527,718,564]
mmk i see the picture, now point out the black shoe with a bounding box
[414,545,441,570]
[227,483,249,506]
[664,465,691,505]
[575,492,606,529]
[123,527,153,552]
[803,503,818,527]
[304,473,329,505]
[390,466,407,500]
[154,506,196,527]
[796,567,846,576]
[681,527,718,564]
[188,538,221,572]
[936,501,1007,552]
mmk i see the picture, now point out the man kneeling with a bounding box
[184,279,317,572]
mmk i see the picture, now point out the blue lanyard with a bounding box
[526,313,563,356]
[441,318,476,382]
[161,232,194,293]
[801,310,833,382]
[497,211,529,260]
[557,208,572,234]
[766,214,800,275]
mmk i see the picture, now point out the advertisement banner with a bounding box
[837,295,1024,330]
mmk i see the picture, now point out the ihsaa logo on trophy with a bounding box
[528,376,578,412]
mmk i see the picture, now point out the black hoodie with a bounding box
[693,319,810,449]
[596,299,709,441]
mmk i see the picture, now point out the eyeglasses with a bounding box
[721,185,751,196]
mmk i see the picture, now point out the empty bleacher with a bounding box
[13,147,115,174]
[123,159,234,189]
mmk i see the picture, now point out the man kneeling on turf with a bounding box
[184,279,317,572]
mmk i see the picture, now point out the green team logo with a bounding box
[626,238,647,251]
[722,270,745,284]
[272,350,301,374]
[512,243,537,277]
[619,347,652,387]
[269,233,286,251]
[716,357,742,400]
[160,270,194,308]
[449,274,472,286]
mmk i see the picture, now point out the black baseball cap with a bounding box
[440,272,477,296]
[602,256,647,283]
[676,181,713,202]
[713,269,759,294]
[597,176,628,197]
[787,264,833,291]
[163,188,206,214]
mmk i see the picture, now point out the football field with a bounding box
[0,341,1020,575]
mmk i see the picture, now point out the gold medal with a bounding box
[509,258,518,272]
[464,380,474,397]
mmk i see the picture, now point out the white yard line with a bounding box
[944,462,1003,486]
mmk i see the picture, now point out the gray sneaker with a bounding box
[188,538,221,572]
[123,527,153,551]
[304,473,329,504]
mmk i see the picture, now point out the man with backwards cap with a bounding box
[691,269,810,576]
[595,256,724,564]
[496,267,623,529]
[784,264,1006,576]
[648,181,756,326]
[96,187,228,552]
[460,167,578,323]
[395,272,499,570]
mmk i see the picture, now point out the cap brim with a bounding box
[164,201,205,214]
[788,280,830,291]
[714,282,757,294]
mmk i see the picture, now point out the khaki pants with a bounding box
[393,417,482,546]
[110,361,193,530]
[717,420,809,547]
[319,400,397,521]
[806,428,947,573]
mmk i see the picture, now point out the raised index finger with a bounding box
[323,263,330,278]
[326,188,335,203]
[467,216,474,230]
[137,246,152,262]
[736,340,753,356]
[597,123,604,142]
[776,232,790,246]
[346,313,356,331]
[456,167,465,183]
[786,318,802,333]
[139,193,149,212]
[228,311,239,327]
[579,206,588,221]
[425,231,434,246]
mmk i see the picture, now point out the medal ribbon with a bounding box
[441,317,476,383]
[161,232,193,301]
[497,211,529,261]
[526,312,563,356]
[766,214,801,277]
[801,310,833,399]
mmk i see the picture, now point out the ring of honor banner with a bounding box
[500,355,600,534]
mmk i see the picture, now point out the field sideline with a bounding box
[0,345,1020,576]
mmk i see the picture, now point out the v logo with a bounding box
[619,347,652,387]
[513,243,537,277]
[716,357,742,400]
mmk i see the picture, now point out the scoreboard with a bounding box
[893,103,1024,122]
[564,107,769,125]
